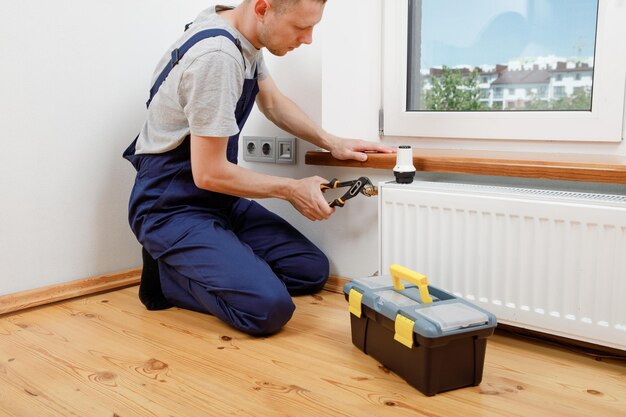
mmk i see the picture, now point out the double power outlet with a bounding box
[243,136,296,164]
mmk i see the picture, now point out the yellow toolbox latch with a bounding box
[394,314,415,348]
[348,288,363,318]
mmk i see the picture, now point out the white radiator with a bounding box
[379,181,626,351]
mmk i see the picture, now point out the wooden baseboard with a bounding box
[0,268,141,315]
[0,270,349,316]
[324,275,351,294]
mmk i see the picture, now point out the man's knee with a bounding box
[244,291,295,336]
[283,247,329,295]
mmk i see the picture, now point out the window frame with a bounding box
[382,0,626,141]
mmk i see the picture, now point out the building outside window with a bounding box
[383,0,625,140]
[554,86,566,98]
[411,2,595,112]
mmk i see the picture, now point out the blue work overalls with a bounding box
[123,29,329,336]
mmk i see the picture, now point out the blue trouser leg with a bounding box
[156,200,329,336]
[230,199,329,295]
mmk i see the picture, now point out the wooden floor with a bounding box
[0,287,624,417]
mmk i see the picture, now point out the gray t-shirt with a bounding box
[135,5,267,155]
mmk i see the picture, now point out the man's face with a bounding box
[257,0,325,56]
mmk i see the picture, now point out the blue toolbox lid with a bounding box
[345,273,497,340]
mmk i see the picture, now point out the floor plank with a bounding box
[0,287,624,417]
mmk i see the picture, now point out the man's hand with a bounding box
[328,137,396,162]
[286,176,335,221]
[256,76,395,163]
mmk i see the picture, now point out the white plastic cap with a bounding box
[393,145,416,173]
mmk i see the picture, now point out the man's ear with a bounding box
[254,0,270,20]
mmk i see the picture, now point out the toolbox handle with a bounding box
[389,264,433,304]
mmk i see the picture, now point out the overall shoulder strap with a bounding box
[146,28,241,108]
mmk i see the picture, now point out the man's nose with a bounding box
[299,28,313,45]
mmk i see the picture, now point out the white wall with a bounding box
[0,1,209,295]
[2,1,624,296]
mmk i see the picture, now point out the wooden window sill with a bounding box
[305,149,626,184]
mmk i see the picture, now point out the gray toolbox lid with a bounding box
[345,274,496,339]
[413,303,490,332]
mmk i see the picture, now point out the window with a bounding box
[383,0,626,141]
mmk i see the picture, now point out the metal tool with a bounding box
[320,176,378,207]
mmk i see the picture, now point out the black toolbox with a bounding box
[344,265,497,396]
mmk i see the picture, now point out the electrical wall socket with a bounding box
[243,136,296,164]
[244,137,260,161]
[243,136,273,162]
[258,137,275,162]
[276,137,296,164]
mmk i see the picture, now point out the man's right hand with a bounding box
[286,176,335,221]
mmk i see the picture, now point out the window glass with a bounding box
[407,0,598,112]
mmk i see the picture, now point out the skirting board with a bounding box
[324,275,350,294]
[0,268,141,315]
[0,271,347,316]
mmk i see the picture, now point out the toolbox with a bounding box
[343,265,497,396]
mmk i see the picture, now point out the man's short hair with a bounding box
[248,0,327,14]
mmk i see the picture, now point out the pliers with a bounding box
[320,176,378,208]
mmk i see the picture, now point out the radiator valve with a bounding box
[393,145,416,184]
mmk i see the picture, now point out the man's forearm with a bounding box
[195,157,296,200]
[261,92,337,151]
[190,135,334,221]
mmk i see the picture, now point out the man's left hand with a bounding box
[329,138,396,162]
